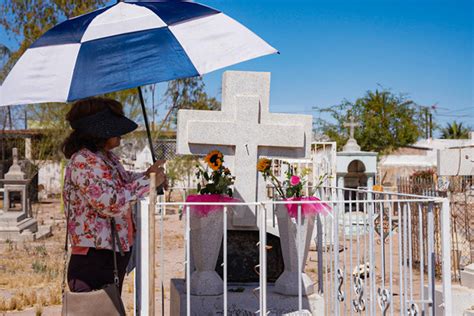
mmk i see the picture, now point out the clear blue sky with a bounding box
[1,0,472,133]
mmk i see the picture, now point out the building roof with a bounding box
[412,137,474,150]
[0,129,44,138]
[379,154,435,167]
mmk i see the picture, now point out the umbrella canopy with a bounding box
[0,0,277,106]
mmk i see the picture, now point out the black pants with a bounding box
[67,247,132,293]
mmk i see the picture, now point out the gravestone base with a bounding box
[170,279,324,315]
[425,284,474,316]
[0,211,38,241]
[461,263,474,289]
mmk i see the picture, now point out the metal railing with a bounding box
[135,186,452,316]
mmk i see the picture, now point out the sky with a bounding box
[1,0,473,135]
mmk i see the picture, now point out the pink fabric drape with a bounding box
[185,194,240,217]
[284,196,331,218]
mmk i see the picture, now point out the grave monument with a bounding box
[171,71,324,314]
[177,71,312,281]
[336,115,377,194]
[0,148,38,241]
[336,116,377,237]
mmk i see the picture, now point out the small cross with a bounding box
[344,115,360,139]
[12,148,19,165]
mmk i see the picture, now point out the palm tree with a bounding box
[440,121,470,139]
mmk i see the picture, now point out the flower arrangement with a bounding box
[196,150,235,197]
[410,168,436,180]
[257,158,330,217]
[186,150,237,216]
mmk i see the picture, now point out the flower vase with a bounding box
[274,203,315,296]
[189,206,224,296]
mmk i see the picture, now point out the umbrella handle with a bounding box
[137,87,164,195]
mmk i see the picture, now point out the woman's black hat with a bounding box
[70,107,138,138]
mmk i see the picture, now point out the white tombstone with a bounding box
[134,146,153,171]
[437,147,474,176]
[177,71,312,227]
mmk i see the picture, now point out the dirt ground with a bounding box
[0,199,186,316]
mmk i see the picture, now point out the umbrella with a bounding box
[0,0,277,161]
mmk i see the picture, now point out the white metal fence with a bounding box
[135,186,452,315]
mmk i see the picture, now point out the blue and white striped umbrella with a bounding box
[0,1,277,106]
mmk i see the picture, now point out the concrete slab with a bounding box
[461,263,474,290]
[170,279,324,315]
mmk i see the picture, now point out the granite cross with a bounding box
[343,115,360,139]
[177,71,312,227]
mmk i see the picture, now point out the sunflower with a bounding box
[257,158,272,172]
[205,150,223,171]
[372,184,384,192]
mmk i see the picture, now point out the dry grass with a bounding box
[0,200,66,312]
[0,237,63,312]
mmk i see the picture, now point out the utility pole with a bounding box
[429,112,433,138]
[24,107,28,129]
[7,106,12,129]
[425,108,429,139]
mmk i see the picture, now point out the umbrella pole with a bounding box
[137,86,157,163]
[138,86,166,316]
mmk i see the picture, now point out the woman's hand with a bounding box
[145,160,165,177]
[146,160,167,188]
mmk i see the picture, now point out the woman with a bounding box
[62,97,165,293]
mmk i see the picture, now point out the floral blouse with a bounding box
[63,148,149,252]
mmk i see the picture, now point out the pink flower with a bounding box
[290,176,301,186]
[87,184,102,199]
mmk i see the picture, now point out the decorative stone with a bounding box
[274,204,315,296]
[177,71,312,227]
[190,210,224,295]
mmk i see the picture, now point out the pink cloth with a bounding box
[185,194,240,217]
[284,196,331,218]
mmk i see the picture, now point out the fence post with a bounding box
[441,199,452,316]
[316,214,324,294]
[148,174,157,315]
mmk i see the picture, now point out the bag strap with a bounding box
[110,218,122,288]
[62,190,125,292]
[61,191,71,296]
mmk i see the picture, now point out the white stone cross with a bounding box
[177,71,312,227]
[343,115,360,139]
[5,148,25,180]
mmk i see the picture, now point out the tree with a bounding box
[0,1,108,65]
[440,121,470,139]
[315,89,424,154]
[165,155,200,201]
[0,43,12,130]
[163,77,220,130]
